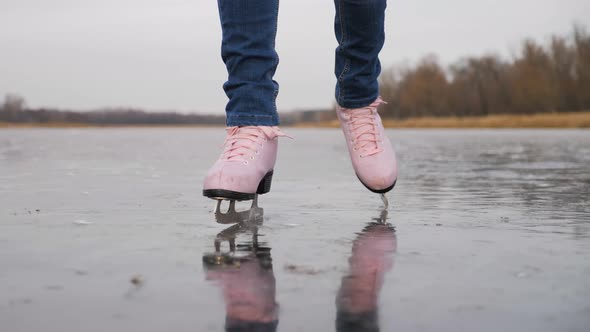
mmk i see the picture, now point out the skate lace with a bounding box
[222,126,291,162]
[344,97,386,157]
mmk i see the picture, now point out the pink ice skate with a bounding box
[336,97,398,194]
[203,126,289,205]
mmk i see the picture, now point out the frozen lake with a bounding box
[1,128,589,332]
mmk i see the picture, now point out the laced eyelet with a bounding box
[250,156,255,160]
[353,147,358,151]
[255,150,259,155]
[243,161,248,165]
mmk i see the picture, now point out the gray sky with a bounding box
[1,0,589,114]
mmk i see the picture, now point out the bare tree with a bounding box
[0,94,27,121]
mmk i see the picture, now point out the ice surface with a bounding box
[0,128,589,332]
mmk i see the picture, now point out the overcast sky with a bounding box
[1,0,589,114]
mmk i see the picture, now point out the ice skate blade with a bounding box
[214,196,263,224]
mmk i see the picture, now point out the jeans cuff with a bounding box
[226,114,280,127]
[336,93,380,109]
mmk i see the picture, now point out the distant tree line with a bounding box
[0,93,331,126]
[0,94,226,125]
[379,24,590,118]
[2,25,589,125]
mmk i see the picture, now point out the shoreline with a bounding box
[296,111,590,129]
[1,111,589,129]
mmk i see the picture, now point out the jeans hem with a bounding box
[336,93,379,109]
[226,114,280,127]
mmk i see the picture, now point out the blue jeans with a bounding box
[218,0,386,126]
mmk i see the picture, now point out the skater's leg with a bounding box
[333,0,397,193]
[218,0,280,126]
[204,1,289,203]
[333,0,386,108]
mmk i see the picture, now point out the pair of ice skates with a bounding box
[203,98,397,211]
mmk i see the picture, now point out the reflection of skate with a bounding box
[336,209,396,332]
[204,201,268,269]
[380,193,389,209]
[203,221,271,272]
[202,205,278,331]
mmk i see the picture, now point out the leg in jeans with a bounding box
[217,0,280,126]
[333,0,397,194]
[203,1,286,202]
[334,0,386,108]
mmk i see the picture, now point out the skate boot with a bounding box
[203,126,289,206]
[336,97,398,194]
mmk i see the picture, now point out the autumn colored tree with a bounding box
[380,24,590,119]
[573,24,590,109]
[381,56,450,118]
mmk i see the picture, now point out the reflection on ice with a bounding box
[204,202,397,332]
[203,202,278,331]
[336,209,396,332]
[380,193,389,209]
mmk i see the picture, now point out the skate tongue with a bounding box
[223,127,258,161]
[222,126,291,162]
[348,110,380,156]
[347,98,386,157]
